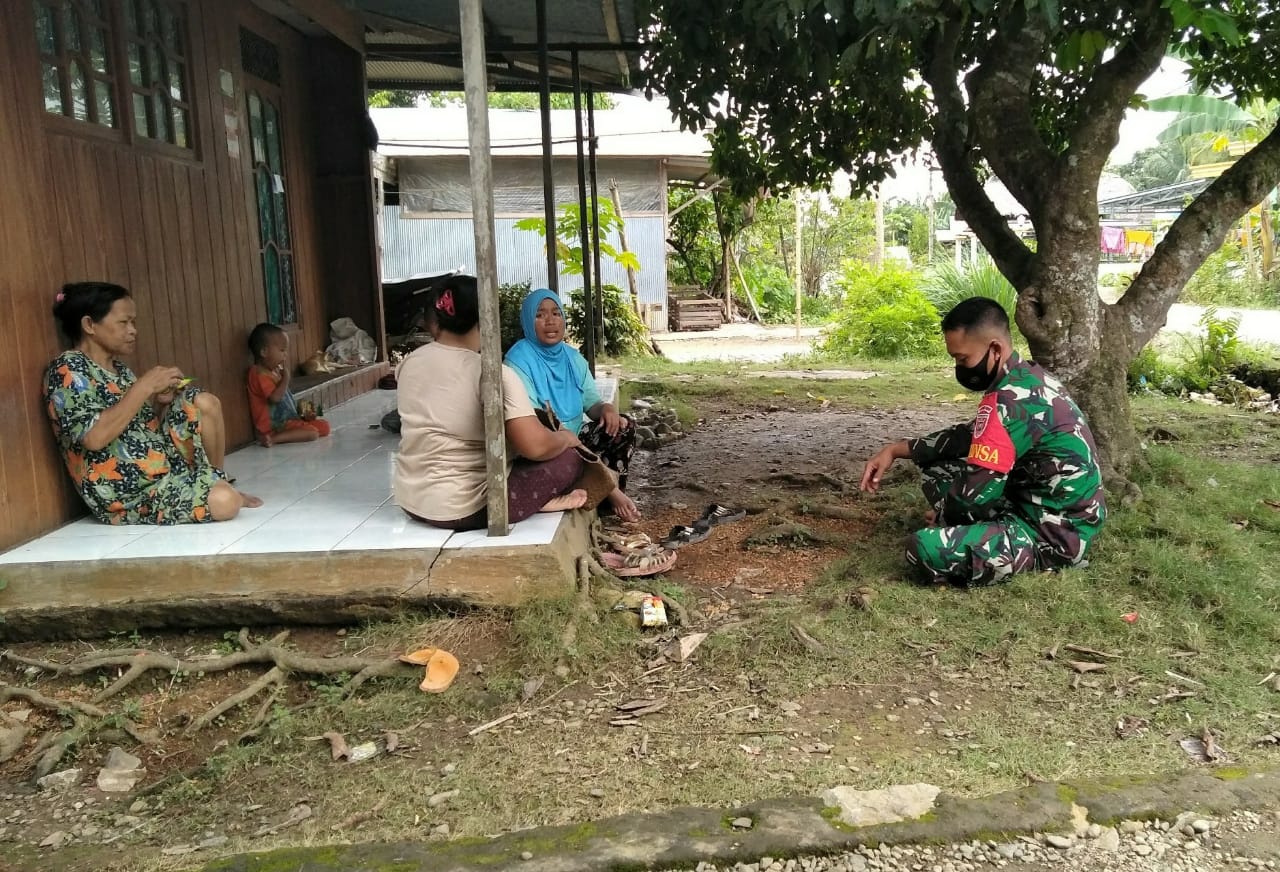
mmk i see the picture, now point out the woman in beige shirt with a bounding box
[393,276,585,530]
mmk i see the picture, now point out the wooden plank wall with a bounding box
[0,0,372,550]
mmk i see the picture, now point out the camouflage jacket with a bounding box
[908,354,1106,567]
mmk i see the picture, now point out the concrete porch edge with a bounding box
[0,511,590,643]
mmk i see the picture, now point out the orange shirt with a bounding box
[246,365,285,436]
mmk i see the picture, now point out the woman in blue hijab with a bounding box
[506,288,639,521]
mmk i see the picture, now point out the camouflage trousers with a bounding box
[905,459,1038,586]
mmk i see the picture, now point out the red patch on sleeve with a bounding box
[967,394,1015,474]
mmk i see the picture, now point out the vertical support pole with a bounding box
[460,0,509,536]
[572,50,596,373]
[794,190,803,340]
[873,186,885,268]
[587,86,606,354]
[955,235,963,269]
[925,159,935,266]
[536,0,558,291]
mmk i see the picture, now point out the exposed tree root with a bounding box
[187,666,286,735]
[1,628,414,776]
[3,629,407,705]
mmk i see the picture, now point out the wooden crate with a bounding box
[669,292,724,332]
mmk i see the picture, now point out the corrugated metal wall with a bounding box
[380,206,668,308]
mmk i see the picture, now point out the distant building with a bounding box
[372,106,713,332]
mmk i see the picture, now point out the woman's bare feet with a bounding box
[239,490,264,509]
[609,488,641,522]
[540,489,588,512]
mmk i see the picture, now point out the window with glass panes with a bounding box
[122,0,192,148]
[34,0,117,127]
[33,0,193,150]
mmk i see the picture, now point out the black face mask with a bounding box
[955,346,1001,392]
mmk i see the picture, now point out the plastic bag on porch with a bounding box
[325,317,377,366]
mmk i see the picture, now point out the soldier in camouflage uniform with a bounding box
[860,298,1106,586]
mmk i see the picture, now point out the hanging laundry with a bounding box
[1101,226,1126,254]
[1125,229,1155,258]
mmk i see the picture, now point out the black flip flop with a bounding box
[662,520,711,549]
[699,503,746,527]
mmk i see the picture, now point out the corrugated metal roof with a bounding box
[353,0,643,92]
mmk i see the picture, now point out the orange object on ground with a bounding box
[398,647,460,693]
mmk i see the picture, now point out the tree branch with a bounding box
[963,12,1058,221]
[1063,4,1172,188]
[1122,123,1280,348]
[923,21,1034,287]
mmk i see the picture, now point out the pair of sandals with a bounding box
[597,529,678,578]
[663,504,746,549]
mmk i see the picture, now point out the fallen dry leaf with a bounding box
[1067,660,1107,674]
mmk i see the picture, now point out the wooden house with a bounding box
[0,0,383,551]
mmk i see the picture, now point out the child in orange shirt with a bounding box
[247,323,331,446]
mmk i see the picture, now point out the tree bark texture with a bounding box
[922,12,1280,486]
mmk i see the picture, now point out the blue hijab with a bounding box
[504,289,585,430]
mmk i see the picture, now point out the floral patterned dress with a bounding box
[44,351,226,525]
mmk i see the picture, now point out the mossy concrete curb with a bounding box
[198,769,1280,872]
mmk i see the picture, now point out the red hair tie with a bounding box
[436,289,456,316]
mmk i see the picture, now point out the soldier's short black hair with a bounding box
[941,297,1011,338]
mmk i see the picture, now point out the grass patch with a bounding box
[84,362,1280,870]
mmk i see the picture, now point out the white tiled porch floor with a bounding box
[0,390,565,565]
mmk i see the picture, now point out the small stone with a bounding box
[199,836,228,849]
[129,799,149,814]
[432,823,450,837]
[37,769,82,792]
[521,851,534,860]
[589,788,606,798]
[554,664,571,679]
[97,768,145,793]
[732,817,754,829]
[1044,835,1073,850]
[1119,820,1145,834]
[1134,844,1152,857]
[1191,819,1212,834]
[1086,823,1103,839]
[441,763,457,776]
[103,747,142,771]
[1095,828,1120,852]
[40,831,70,849]
[994,844,1019,860]
[427,789,459,808]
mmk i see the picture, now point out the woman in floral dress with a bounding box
[45,282,260,525]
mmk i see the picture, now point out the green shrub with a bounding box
[742,261,835,325]
[922,260,1020,326]
[563,283,652,358]
[1181,244,1280,308]
[821,262,941,359]
[498,281,532,353]
[1178,306,1242,392]
[1127,344,1188,395]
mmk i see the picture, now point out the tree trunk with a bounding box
[1057,343,1144,503]
[1015,232,1142,497]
